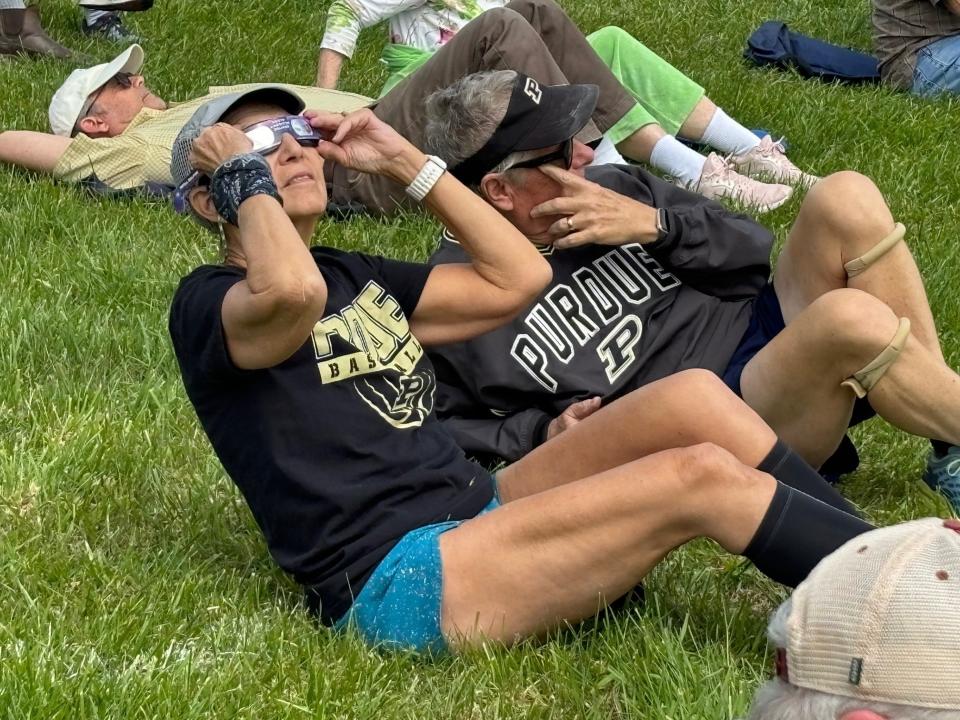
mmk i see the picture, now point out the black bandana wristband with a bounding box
[210,153,282,227]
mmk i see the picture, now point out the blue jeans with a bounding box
[913,34,960,96]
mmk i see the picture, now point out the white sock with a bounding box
[649,135,707,186]
[0,1,28,10]
[700,108,760,156]
[84,8,115,24]
[590,135,627,166]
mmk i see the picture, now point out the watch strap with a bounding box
[405,155,447,202]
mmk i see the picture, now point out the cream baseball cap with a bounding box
[781,517,960,710]
[48,44,144,137]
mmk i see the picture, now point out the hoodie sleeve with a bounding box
[587,164,774,299]
[427,232,553,462]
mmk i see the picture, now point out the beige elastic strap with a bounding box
[841,317,911,398]
[844,222,905,278]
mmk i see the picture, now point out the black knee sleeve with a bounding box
[743,482,874,588]
[758,440,861,517]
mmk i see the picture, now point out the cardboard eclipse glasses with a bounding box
[173,115,323,213]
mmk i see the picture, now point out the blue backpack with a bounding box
[744,20,880,84]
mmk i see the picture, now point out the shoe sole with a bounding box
[695,182,793,215]
[732,161,821,190]
[78,0,153,10]
[752,187,793,214]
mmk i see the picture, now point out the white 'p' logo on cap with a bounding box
[523,78,542,104]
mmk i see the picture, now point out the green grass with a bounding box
[1,0,958,717]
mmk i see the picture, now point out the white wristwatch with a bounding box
[405,155,447,202]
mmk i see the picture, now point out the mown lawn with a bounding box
[0,0,957,718]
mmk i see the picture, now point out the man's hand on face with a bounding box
[189,123,254,175]
[546,396,602,441]
[530,165,660,250]
[305,108,426,186]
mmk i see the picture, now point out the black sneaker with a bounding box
[82,12,142,43]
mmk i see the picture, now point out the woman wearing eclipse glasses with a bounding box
[167,86,871,653]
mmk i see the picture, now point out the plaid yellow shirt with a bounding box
[53,83,371,190]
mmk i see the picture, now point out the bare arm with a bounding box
[411,172,553,346]
[316,48,347,88]
[942,0,960,15]
[317,0,428,86]
[188,125,328,370]
[0,131,72,173]
[220,194,328,369]
[308,109,552,347]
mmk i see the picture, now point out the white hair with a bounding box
[745,600,956,720]
[423,70,543,186]
[424,70,516,168]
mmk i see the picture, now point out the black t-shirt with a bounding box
[168,246,493,624]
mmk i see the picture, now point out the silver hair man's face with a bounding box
[745,601,956,720]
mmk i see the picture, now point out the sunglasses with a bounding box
[78,72,134,122]
[172,115,323,214]
[506,137,574,172]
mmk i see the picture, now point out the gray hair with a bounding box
[746,600,955,720]
[423,69,542,182]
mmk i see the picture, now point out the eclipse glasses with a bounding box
[173,115,323,213]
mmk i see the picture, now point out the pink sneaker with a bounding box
[731,136,820,188]
[686,153,793,214]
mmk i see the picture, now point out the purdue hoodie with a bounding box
[427,163,774,462]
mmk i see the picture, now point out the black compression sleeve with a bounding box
[758,440,861,517]
[742,482,874,588]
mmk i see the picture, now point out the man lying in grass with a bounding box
[167,87,872,652]
[0,0,811,214]
[423,71,960,512]
[0,43,370,198]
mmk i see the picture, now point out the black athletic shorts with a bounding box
[721,282,876,424]
[721,282,876,480]
[722,283,783,397]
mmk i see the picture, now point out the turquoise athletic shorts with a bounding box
[335,495,501,653]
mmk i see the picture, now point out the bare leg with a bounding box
[774,171,943,359]
[440,444,776,646]
[742,289,960,467]
[677,96,717,141]
[613,121,666,164]
[497,369,776,501]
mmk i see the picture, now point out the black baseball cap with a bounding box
[450,73,598,185]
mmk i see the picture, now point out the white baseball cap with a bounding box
[781,517,960,710]
[48,44,144,137]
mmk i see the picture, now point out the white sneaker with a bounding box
[684,153,793,214]
[731,135,819,188]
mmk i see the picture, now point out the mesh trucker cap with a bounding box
[782,517,960,710]
[49,44,144,137]
[450,73,598,185]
